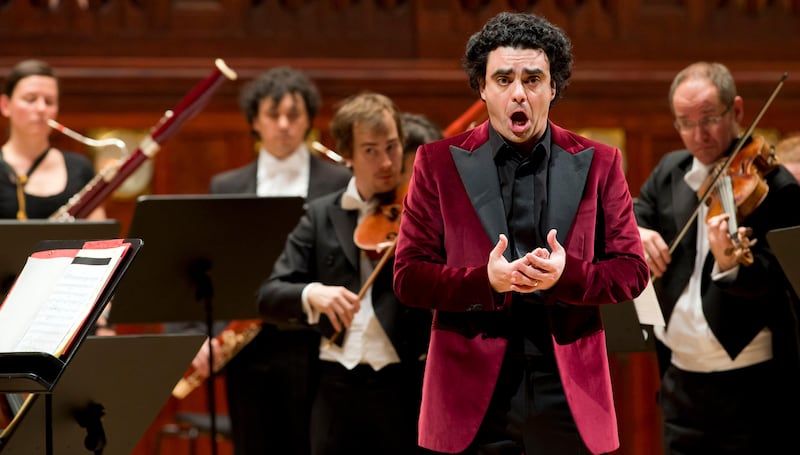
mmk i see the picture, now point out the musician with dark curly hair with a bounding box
[175,66,351,455]
[393,12,647,454]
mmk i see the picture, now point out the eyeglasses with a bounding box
[674,105,732,133]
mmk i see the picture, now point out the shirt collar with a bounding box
[488,122,551,164]
[340,177,377,213]
[684,157,713,192]
[257,144,309,179]
[685,137,743,192]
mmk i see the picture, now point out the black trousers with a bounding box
[225,326,320,455]
[310,360,429,455]
[660,360,797,455]
[457,348,591,455]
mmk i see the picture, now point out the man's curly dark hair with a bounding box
[239,66,321,140]
[463,12,573,107]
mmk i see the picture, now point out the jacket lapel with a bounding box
[450,124,596,257]
[659,162,699,319]
[671,163,699,252]
[450,141,510,260]
[237,162,258,193]
[547,144,592,245]
[328,196,359,269]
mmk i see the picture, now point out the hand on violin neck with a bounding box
[706,213,753,270]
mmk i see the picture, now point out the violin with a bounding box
[353,183,408,257]
[698,135,778,266]
[701,135,778,223]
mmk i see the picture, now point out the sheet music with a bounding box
[0,244,128,356]
[632,278,666,326]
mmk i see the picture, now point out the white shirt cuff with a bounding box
[302,282,322,324]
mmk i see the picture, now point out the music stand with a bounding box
[0,220,120,298]
[767,225,800,298]
[601,301,656,353]
[0,237,141,455]
[0,238,141,393]
[110,195,304,324]
[0,333,205,455]
[109,194,305,453]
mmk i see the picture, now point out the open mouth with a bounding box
[510,111,529,132]
[511,112,528,124]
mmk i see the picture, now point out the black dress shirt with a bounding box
[490,125,553,356]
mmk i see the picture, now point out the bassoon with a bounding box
[49,58,238,221]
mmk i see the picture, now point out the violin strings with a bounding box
[718,176,740,237]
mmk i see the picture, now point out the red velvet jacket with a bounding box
[393,121,648,454]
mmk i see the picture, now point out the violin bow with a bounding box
[325,240,397,348]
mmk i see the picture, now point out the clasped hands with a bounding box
[310,228,568,330]
[488,228,565,293]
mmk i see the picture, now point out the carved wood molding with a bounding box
[1,1,799,61]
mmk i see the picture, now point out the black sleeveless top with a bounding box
[0,151,95,219]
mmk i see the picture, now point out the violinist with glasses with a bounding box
[257,92,433,455]
[634,61,800,454]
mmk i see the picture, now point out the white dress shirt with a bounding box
[302,178,401,371]
[256,145,310,197]
[654,157,772,372]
